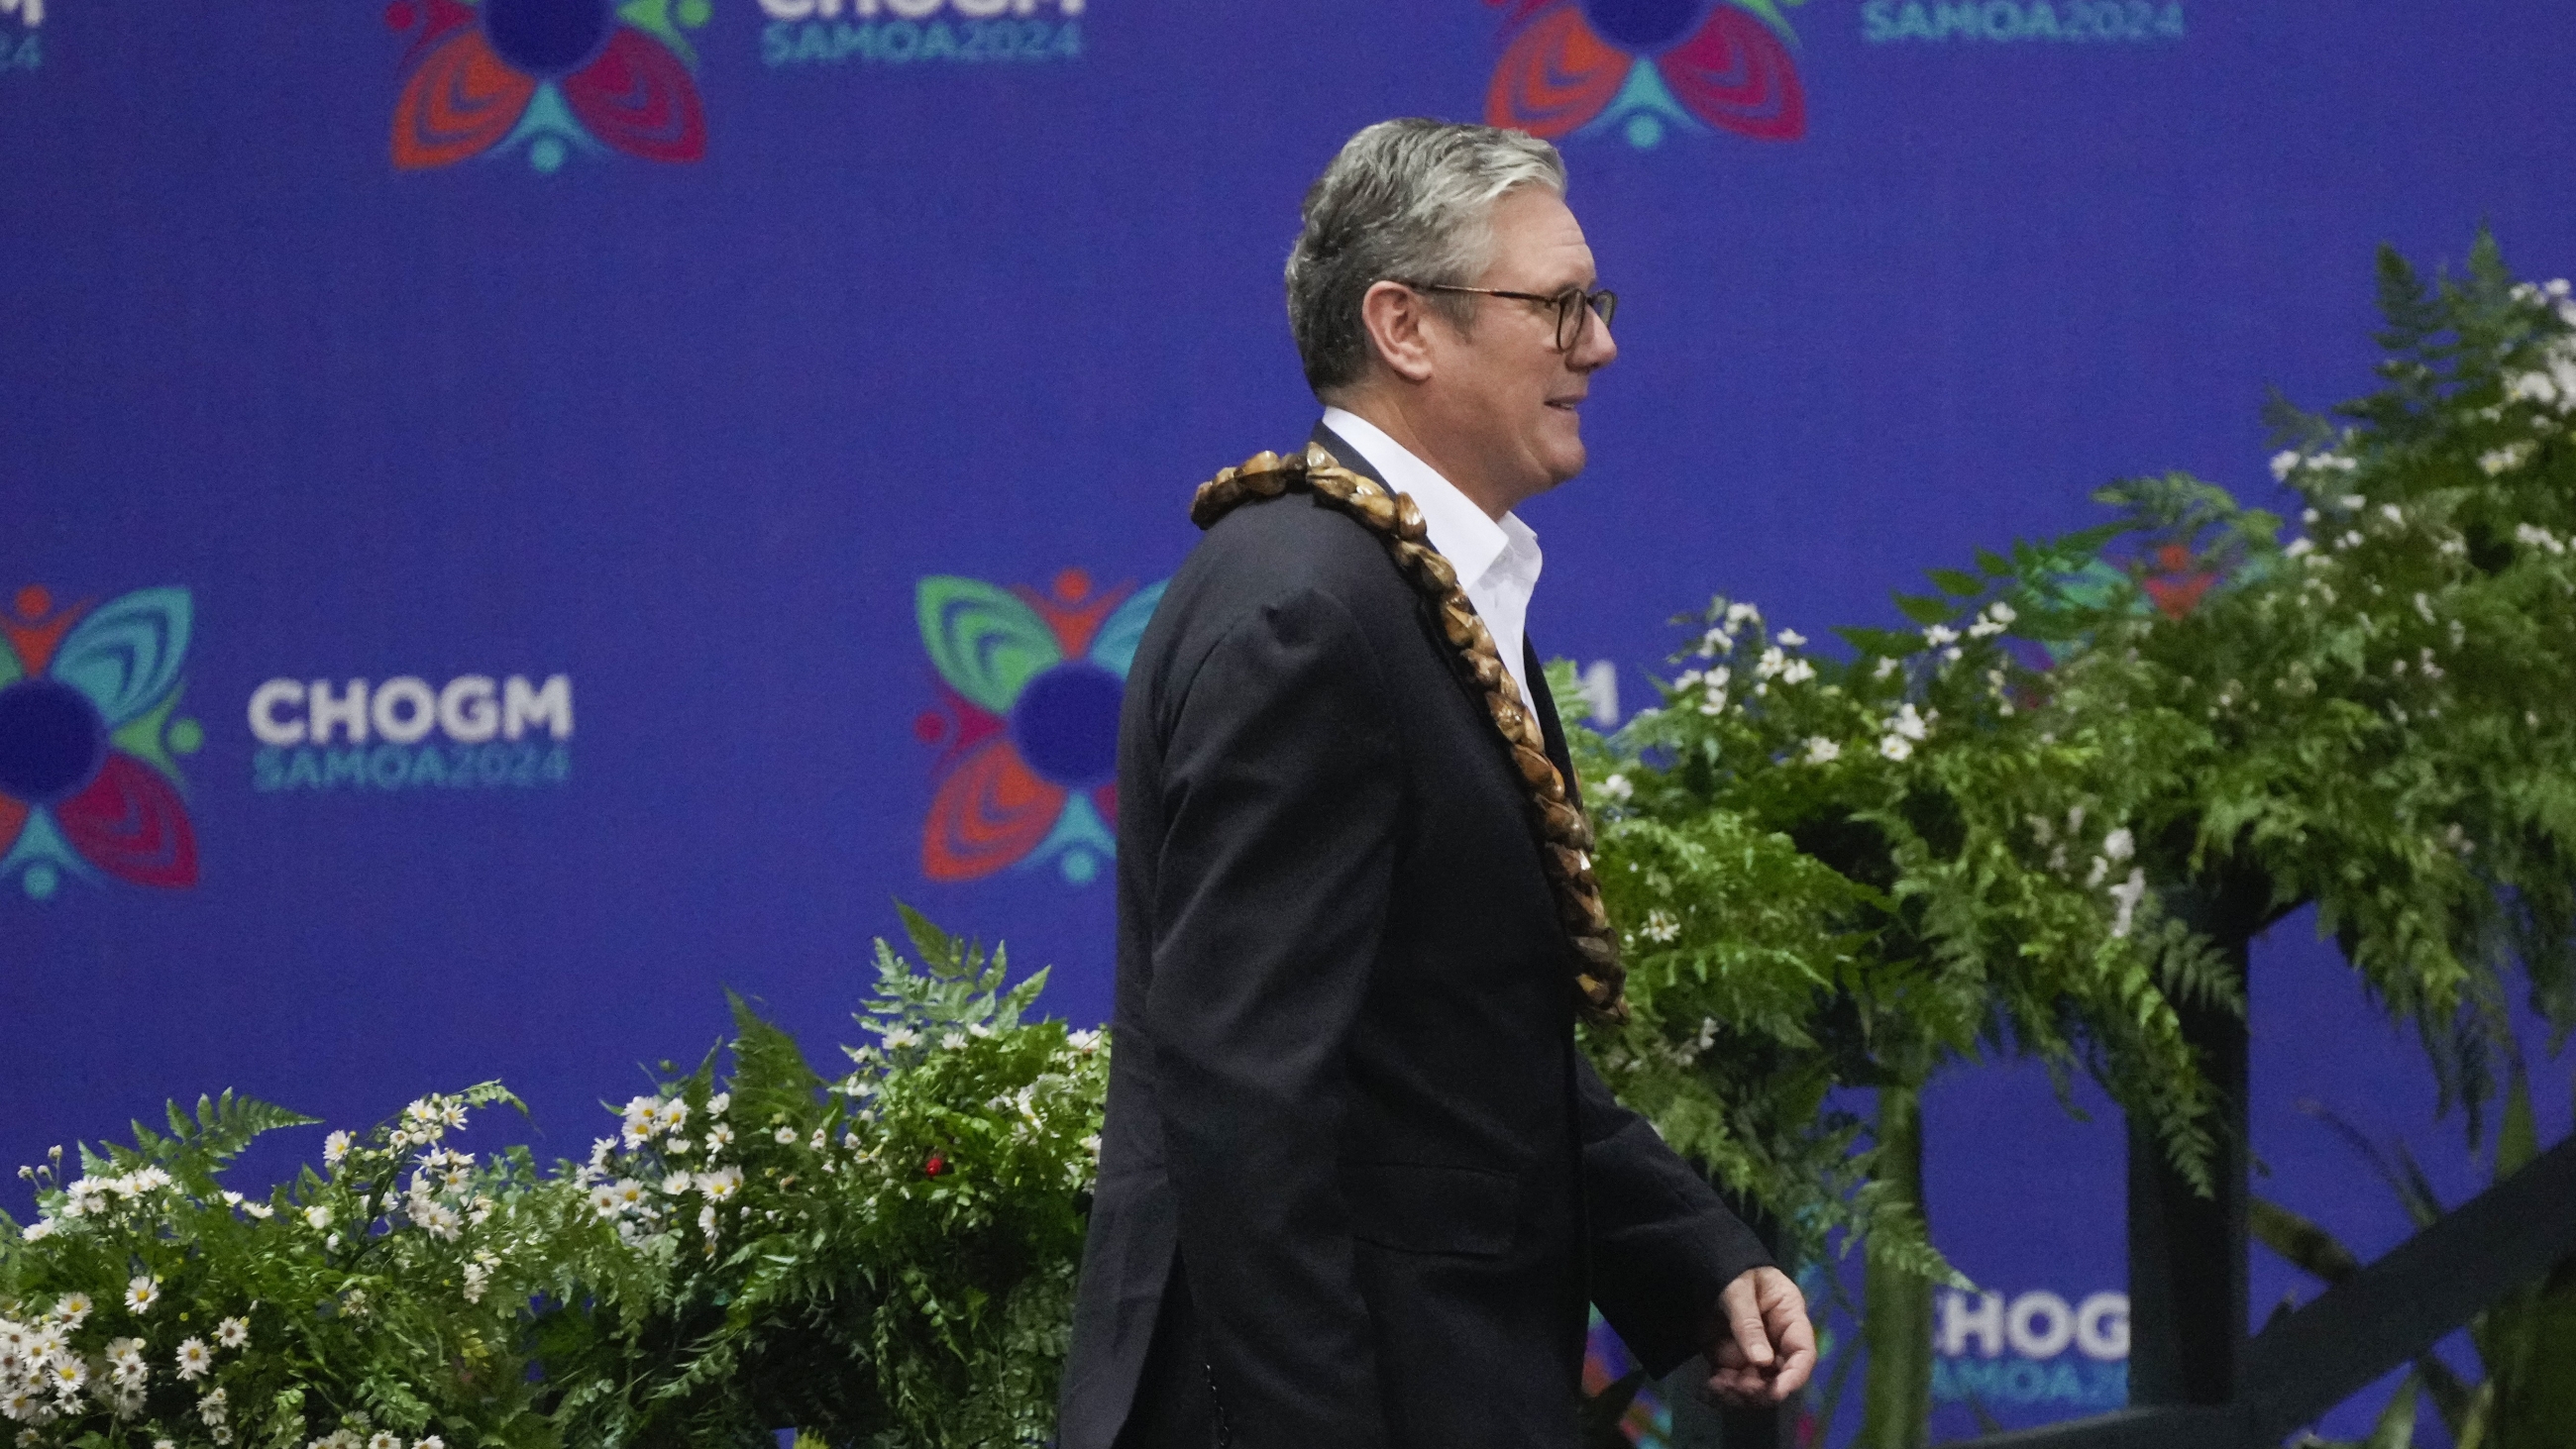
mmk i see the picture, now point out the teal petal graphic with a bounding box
[52,586,191,727]
[2,808,93,899]
[1578,61,1704,151]
[1089,580,1167,679]
[1027,791,1115,885]
[917,577,1062,714]
[499,84,601,174]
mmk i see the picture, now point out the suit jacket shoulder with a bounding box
[1134,487,1434,729]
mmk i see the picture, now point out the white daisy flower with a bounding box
[216,1316,250,1349]
[175,1339,212,1381]
[124,1276,161,1314]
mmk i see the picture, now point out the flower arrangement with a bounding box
[0,909,1106,1449]
[1559,233,2576,1437]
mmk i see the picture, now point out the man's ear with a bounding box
[1357,280,1440,384]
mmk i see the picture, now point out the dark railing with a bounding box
[1651,1110,2576,1448]
[1651,910,2576,1448]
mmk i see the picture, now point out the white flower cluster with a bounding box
[1878,702,1930,762]
[2269,448,2362,483]
[1659,1016,1721,1069]
[293,1413,439,1449]
[397,1146,489,1244]
[1691,599,1763,659]
[2028,811,2148,938]
[52,1165,173,1223]
[388,1094,470,1153]
[0,1298,253,1434]
[1671,665,1731,716]
[584,1091,742,1247]
[2514,522,2569,557]
[2502,279,2576,412]
[1675,605,1817,716]
[2480,441,2535,475]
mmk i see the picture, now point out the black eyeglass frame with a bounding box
[1389,280,1619,352]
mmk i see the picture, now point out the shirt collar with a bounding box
[1319,407,1531,590]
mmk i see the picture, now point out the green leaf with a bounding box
[1927,569,1986,597]
[1892,593,1952,626]
[2363,1371,2419,1449]
[2495,1052,2536,1182]
[2251,1196,2360,1284]
[1837,626,1921,658]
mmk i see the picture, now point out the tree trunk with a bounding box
[1857,1084,1934,1448]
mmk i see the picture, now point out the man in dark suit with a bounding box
[1059,119,1816,1449]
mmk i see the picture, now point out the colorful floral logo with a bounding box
[0,585,202,901]
[386,0,709,174]
[913,569,1164,887]
[1485,0,1806,150]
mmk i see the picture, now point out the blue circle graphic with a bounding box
[1580,0,1705,51]
[1010,663,1123,788]
[483,0,612,76]
[0,678,107,805]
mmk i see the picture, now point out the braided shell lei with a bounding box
[1189,444,1628,1024]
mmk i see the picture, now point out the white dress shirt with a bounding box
[1321,407,1545,716]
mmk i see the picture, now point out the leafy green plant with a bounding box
[0,910,1106,1449]
[1562,234,2576,1442]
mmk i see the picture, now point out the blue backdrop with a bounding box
[5,0,2573,1439]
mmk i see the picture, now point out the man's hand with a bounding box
[1702,1266,1816,1407]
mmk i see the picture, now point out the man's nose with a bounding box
[1574,312,1617,369]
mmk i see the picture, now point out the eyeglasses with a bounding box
[1393,281,1619,352]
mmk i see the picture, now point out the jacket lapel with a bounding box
[1322,419,1587,813]
[1522,638,1584,814]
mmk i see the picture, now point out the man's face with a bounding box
[1428,186,1616,507]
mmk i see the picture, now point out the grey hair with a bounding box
[1284,118,1567,396]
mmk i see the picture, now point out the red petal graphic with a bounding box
[56,754,198,889]
[1485,5,1627,139]
[0,794,25,859]
[922,741,1065,882]
[398,0,479,69]
[391,28,537,169]
[563,29,706,163]
[1657,6,1806,141]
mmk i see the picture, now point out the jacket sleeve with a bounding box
[1143,586,1400,1449]
[1576,1052,1774,1376]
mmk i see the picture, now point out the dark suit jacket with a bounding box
[1058,429,1771,1449]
